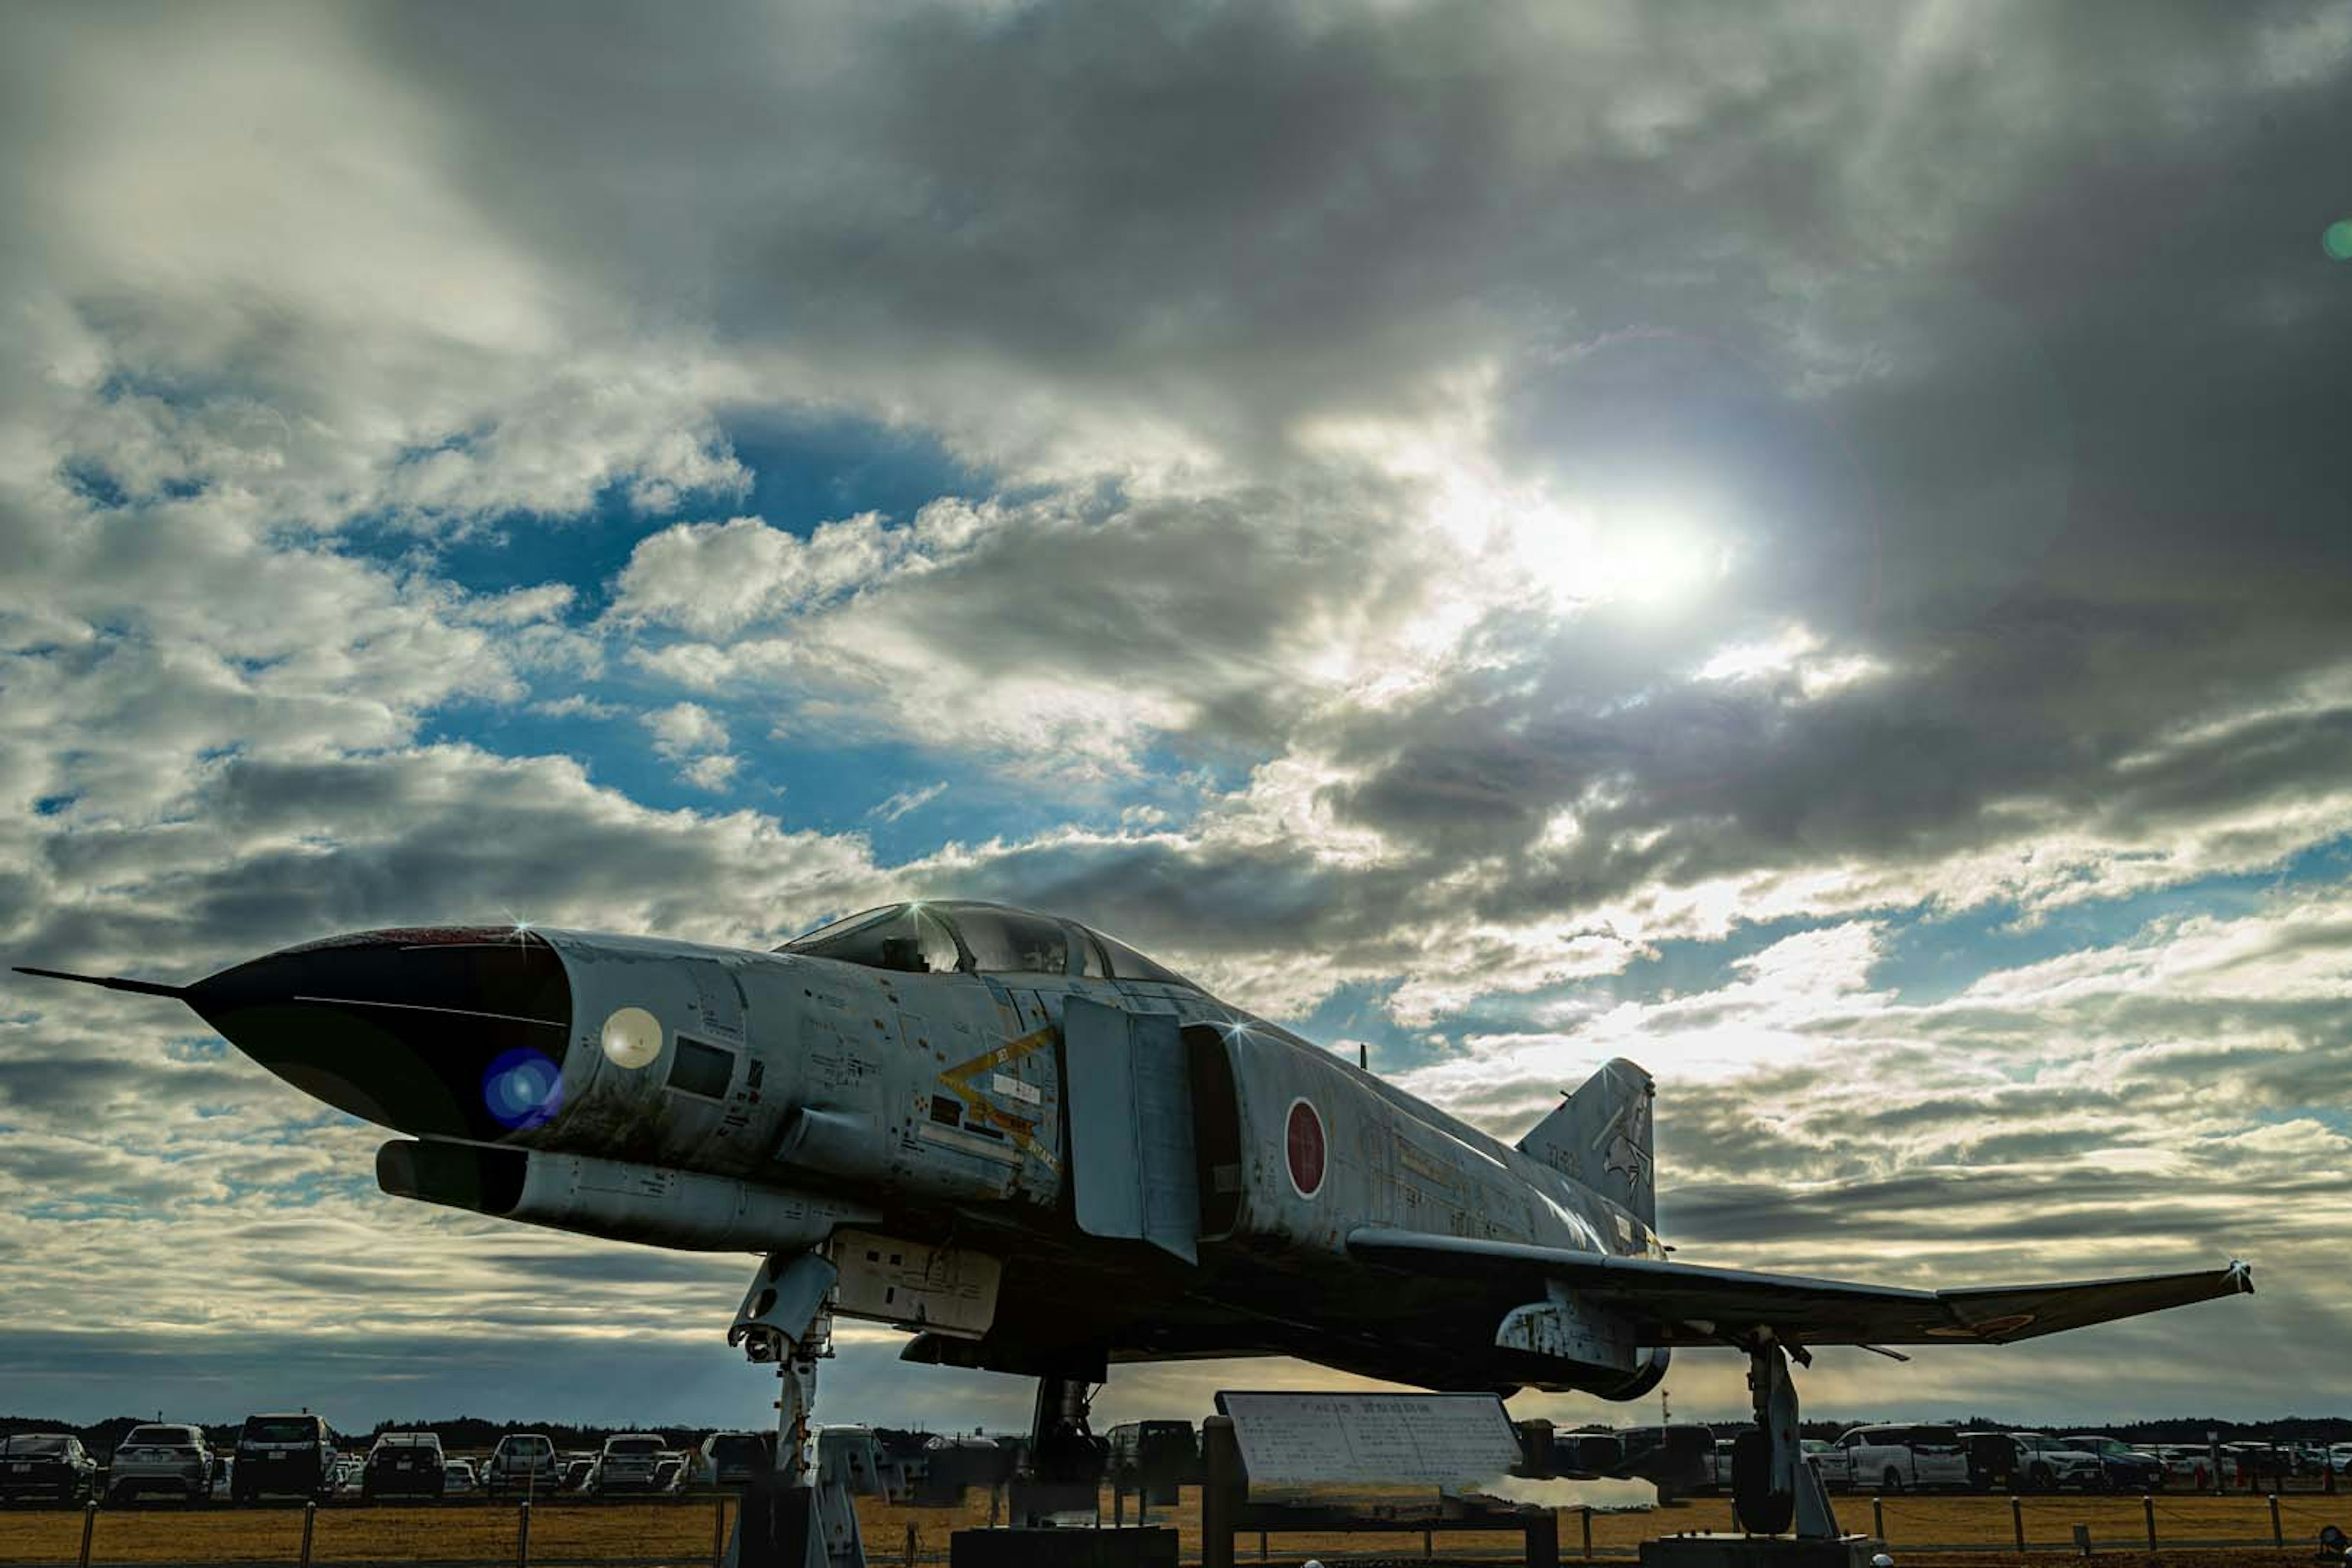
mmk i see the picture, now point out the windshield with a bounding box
[125,1427,195,1446]
[3,1435,68,1455]
[782,903,962,974]
[500,1436,552,1455]
[609,1437,662,1455]
[952,907,1072,974]
[243,1418,316,1444]
[711,1436,760,1461]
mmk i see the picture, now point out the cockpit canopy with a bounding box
[777,901,1197,988]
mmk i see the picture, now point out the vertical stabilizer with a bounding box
[1516,1058,1655,1231]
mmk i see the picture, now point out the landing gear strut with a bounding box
[1730,1339,1841,1540]
[723,1249,868,1568]
[1010,1370,1108,1525]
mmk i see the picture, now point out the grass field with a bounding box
[0,1487,2343,1566]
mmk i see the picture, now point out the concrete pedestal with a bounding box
[1639,1533,1886,1568]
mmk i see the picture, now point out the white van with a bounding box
[1835,1425,1972,1492]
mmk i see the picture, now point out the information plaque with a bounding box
[1213,1390,1525,1488]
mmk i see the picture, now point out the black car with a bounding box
[0,1434,99,1506]
[2062,1435,2166,1491]
[232,1414,336,1503]
[362,1433,447,1501]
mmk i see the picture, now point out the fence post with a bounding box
[1871,1496,1884,1540]
[1581,1506,1594,1560]
[712,1498,728,1568]
[2269,1493,2283,1548]
[903,1520,918,1568]
[78,1502,97,1568]
[2143,1493,2156,1553]
[2010,1495,2025,1553]
[1200,1415,1237,1568]
[1525,1507,1560,1568]
[300,1501,317,1568]
[516,1499,531,1568]
[2070,1523,2090,1558]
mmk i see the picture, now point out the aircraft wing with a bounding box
[1346,1227,2252,1346]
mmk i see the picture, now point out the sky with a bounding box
[3,0,2350,1438]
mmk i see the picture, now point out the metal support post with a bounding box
[2143,1493,2156,1553]
[2010,1495,2025,1552]
[1581,1506,1594,1559]
[2269,1493,2283,1548]
[1872,1496,1884,1539]
[78,1503,96,1568]
[300,1501,317,1568]
[517,1500,531,1568]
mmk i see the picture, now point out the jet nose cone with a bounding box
[191,927,573,1139]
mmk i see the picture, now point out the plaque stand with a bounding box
[1198,1400,1564,1568]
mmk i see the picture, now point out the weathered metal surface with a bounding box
[1064,997,1199,1264]
[831,1227,1001,1338]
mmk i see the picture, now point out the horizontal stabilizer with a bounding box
[1348,1227,2252,1346]
[12,965,190,1000]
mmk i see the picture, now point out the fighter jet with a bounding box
[18,900,2250,1547]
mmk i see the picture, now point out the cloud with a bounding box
[869,782,947,823]
[4,0,2350,1433]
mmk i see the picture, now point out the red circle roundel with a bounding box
[1285,1098,1326,1199]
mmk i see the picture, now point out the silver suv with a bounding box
[592,1434,664,1494]
[485,1434,560,1498]
[107,1425,216,1504]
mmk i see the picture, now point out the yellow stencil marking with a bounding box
[938,1025,1060,1172]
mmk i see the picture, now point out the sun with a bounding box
[1491,490,1728,612]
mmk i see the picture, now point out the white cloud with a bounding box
[869,781,947,822]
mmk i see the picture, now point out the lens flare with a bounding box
[2326,221,2352,262]
[481,1048,564,1129]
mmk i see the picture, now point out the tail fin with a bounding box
[1517,1058,1655,1231]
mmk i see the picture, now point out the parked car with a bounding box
[1834,1425,1972,1493]
[333,1459,364,1496]
[2222,1442,2292,1485]
[107,1424,216,1504]
[560,1457,597,1492]
[0,1434,99,1506]
[485,1434,561,1498]
[2007,1433,2106,1492]
[232,1414,336,1503]
[363,1433,447,1501]
[2061,1435,2166,1491]
[443,1458,477,1497]
[592,1434,666,1495]
[651,1455,687,1493]
[698,1431,765,1489]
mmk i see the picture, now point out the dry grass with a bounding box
[0,1487,2341,1565]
